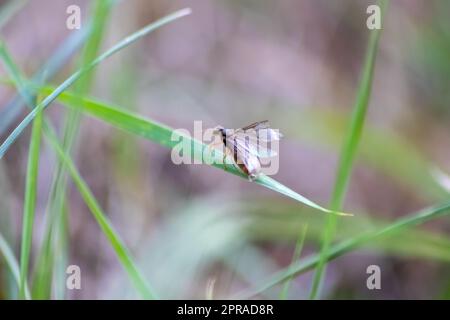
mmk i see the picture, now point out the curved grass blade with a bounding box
[0,232,31,300]
[0,7,192,158]
[309,0,388,299]
[50,90,351,216]
[19,110,42,299]
[235,201,450,299]
[279,224,308,299]
[258,176,351,216]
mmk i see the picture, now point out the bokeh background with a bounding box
[1,0,450,299]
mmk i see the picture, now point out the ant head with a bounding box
[212,125,225,136]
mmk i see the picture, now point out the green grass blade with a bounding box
[279,224,308,299]
[51,90,350,216]
[73,0,114,94]
[258,176,350,216]
[0,7,192,158]
[236,201,450,299]
[309,0,388,299]
[53,198,69,300]
[0,42,34,106]
[19,110,42,299]
[0,232,31,299]
[32,227,53,299]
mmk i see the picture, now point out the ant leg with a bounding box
[222,148,235,172]
[223,152,228,172]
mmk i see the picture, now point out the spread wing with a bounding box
[225,126,281,159]
[235,121,282,141]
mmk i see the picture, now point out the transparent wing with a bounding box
[226,134,278,159]
[222,121,282,159]
[233,121,282,142]
[243,128,283,142]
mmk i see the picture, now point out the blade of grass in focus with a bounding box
[0,232,31,299]
[0,43,157,299]
[309,0,388,299]
[44,89,351,216]
[0,7,193,158]
[279,224,308,299]
[235,201,450,299]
